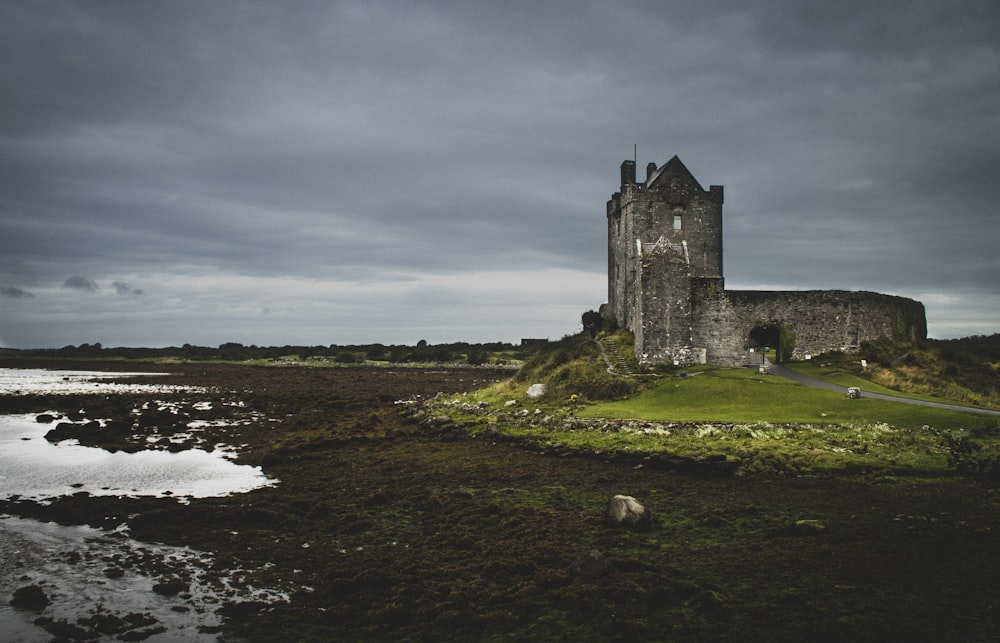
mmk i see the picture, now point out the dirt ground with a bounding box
[2,360,998,641]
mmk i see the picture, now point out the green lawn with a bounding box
[578,368,994,430]
[440,365,999,478]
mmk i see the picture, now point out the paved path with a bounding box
[766,363,1000,417]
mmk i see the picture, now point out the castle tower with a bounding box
[606,156,724,362]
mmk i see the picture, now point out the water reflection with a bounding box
[0,369,274,502]
[0,414,274,502]
[0,515,290,642]
[0,368,199,396]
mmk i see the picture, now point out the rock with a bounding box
[526,383,547,399]
[36,617,91,640]
[846,387,862,399]
[152,579,188,596]
[10,584,50,611]
[604,494,651,529]
[504,400,518,407]
[44,422,79,443]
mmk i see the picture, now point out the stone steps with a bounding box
[597,337,633,376]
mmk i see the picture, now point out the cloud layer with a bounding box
[1,0,997,348]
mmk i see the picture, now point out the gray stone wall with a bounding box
[691,289,927,368]
[636,243,696,364]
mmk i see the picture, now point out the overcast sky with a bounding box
[2,0,998,349]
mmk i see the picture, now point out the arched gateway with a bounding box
[601,156,926,368]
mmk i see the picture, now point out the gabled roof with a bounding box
[645,155,706,191]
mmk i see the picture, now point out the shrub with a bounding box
[582,310,603,337]
[779,327,796,364]
[335,351,362,364]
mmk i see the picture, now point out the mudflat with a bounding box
[2,359,997,641]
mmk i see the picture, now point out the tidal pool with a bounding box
[0,413,275,502]
[0,368,273,502]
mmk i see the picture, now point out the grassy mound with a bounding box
[507,330,641,402]
[859,335,1000,408]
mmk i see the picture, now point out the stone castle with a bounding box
[602,156,926,367]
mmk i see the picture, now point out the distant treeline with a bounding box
[0,339,547,366]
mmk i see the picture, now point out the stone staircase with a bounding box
[597,337,633,376]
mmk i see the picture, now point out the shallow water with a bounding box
[0,515,290,642]
[0,368,200,396]
[0,413,274,502]
[0,368,283,640]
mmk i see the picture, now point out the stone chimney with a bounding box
[620,160,636,187]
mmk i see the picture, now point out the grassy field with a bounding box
[434,336,1000,479]
[579,367,995,428]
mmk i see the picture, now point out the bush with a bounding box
[335,351,362,364]
[779,327,796,364]
[582,310,602,337]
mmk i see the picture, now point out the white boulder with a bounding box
[526,383,547,399]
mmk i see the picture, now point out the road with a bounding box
[766,363,1000,417]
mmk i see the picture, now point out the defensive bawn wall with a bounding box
[692,289,926,368]
[605,156,927,367]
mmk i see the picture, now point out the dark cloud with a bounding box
[62,276,98,293]
[1,287,34,299]
[0,0,997,347]
[113,282,144,296]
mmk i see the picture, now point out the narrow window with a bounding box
[673,214,682,231]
